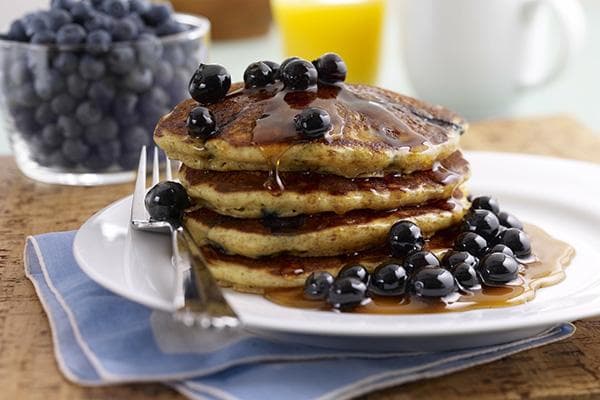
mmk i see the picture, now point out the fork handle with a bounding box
[171,226,240,328]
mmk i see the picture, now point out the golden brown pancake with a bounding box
[155,82,467,178]
[180,151,470,218]
[200,227,458,292]
[184,188,469,258]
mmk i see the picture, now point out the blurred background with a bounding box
[0,0,596,158]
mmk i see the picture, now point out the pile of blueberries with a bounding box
[304,195,532,310]
[2,0,203,171]
[186,53,347,140]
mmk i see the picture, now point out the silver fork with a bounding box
[130,146,240,330]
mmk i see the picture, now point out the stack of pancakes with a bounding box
[155,83,471,292]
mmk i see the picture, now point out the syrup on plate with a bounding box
[264,224,574,314]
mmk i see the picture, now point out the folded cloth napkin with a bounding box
[24,231,574,400]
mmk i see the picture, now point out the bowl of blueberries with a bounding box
[0,0,209,185]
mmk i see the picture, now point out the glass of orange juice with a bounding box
[271,0,385,84]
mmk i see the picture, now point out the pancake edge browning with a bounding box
[180,151,470,218]
[154,83,466,178]
[184,190,469,258]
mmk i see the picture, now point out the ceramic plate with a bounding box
[73,152,600,351]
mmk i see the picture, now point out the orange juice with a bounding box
[271,0,385,84]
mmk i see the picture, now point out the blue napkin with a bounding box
[24,231,574,400]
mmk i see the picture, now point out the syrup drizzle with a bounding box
[222,82,459,193]
[264,224,575,314]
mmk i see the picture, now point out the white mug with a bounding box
[402,0,586,119]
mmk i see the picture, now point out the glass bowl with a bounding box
[0,14,209,186]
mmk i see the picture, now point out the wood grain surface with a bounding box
[1,115,599,400]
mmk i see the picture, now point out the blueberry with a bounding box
[403,250,440,274]
[70,2,94,23]
[52,52,78,73]
[337,264,370,285]
[496,228,531,258]
[47,151,75,168]
[107,46,135,74]
[7,20,28,42]
[124,67,153,92]
[41,124,63,148]
[31,30,56,44]
[79,55,106,80]
[84,12,114,32]
[313,52,347,83]
[47,9,72,30]
[66,74,89,99]
[34,73,66,100]
[136,33,163,66]
[86,30,112,54]
[470,196,500,214]
[281,59,318,91]
[76,101,103,126]
[14,114,40,137]
[23,13,49,37]
[84,118,119,145]
[478,252,520,285]
[454,232,488,257]
[244,61,276,88]
[51,93,76,116]
[145,181,191,222]
[82,141,120,170]
[279,57,300,74]
[304,271,335,300]
[293,107,331,139]
[51,0,76,10]
[442,250,479,270]
[462,209,500,239]
[13,83,40,107]
[111,18,139,41]
[389,220,425,258]
[263,61,280,78]
[154,60,174,86]
[326,277,368,310]
[130,0,151,14]
[56,23,86,45]
[35,103,57,125]
[8,61,30,86]
[137,87,169,115]
[113,92,138,124]
[453,262,480,290]
[369,262,408,296]
[186,106,217,139]
[488,244,515,258]
[142,4,172,26]
[88,80,116,110]
[155,19,185,36]
[497,211,524,230]
[62,138,90,163]
[121,125,150,152]
[57,115,83,138]
[412,267,456,298]
[188,64,231,104]
[163,45,185,67]
[102,0,129,18]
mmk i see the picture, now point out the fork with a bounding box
[130,146,240,330]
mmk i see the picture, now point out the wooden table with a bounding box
[1,115,600,400]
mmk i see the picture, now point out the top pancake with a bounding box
[154,82,467,178]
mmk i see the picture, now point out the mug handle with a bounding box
[518,0,586,89]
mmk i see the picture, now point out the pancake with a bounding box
[200,227,458,292]
[155,82,467,178]
[180,151,470,218]
[184,189,469,258]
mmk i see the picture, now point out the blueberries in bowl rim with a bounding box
[2,0,206,175]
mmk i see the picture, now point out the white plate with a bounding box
[73,152,600,351]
